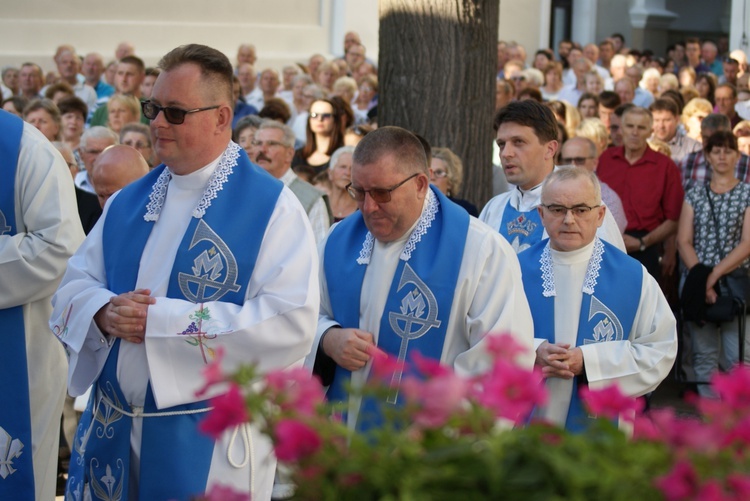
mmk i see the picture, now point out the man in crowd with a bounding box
[598,91,621,131]
[702,40,723,76]
[480,100,624,253]
[720,57,741,86]
[649,98,702,165]
[51,43,318,500]
[258,68,280,107]
[91,144,150,208]
[597,106,684,281]
[0,103,84,500]
[558,57,591,106]
[685,37,710,74]
[75,126,119,193]
[50,47,97,111]
[18,62,43,101]
[238,62,263,110]
[518,166,677,431]
[90,55,147,126]
[625,64,654,107]
[82,52,115,101]
[307,126,534,430]
[715,83,741,129]
[680,113,750,187]
[254,121,331,243]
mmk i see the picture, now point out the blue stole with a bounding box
[324,187,469,430]
[0,111,35,499]
[499,201,543,253]
[519,238,642,432]
[67,148,282,500]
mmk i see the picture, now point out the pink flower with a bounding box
[368,346,402,382]
[274,419,322,462]
[711,365,750,411]
[484,332,529,363]
[202,483,250,501]
[401,372,468,428]
[410,351,450,378]
[199,383,249,439]
[696,480,729,501]
[265,368,325,416]
[579,384,643,421]
[655,461,699,501]
[195,345,226,397]
[471,360,546,423]
[727,474,750,499]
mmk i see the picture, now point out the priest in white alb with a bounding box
[50,44,318,501]
[305,126,534,431]
[0,110,84,501]
[518,166,677,432]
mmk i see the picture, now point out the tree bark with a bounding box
[378,0,499,209]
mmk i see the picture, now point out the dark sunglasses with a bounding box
[141,100,219,125]
[346,173,419,204]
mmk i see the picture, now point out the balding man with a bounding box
[91,145,150,208]
[18,62,43,100]
[518,166,676,432]
[76,126,119,193]
[82,52,115,100]
[560,137,627,233]
[115,42,135,60]
[48,47,98,111]
[236,43,257,67]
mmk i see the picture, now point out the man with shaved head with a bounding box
[91,144,150,208]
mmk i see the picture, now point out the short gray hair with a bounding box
[329,145,356,171]
[542,166,601,204]
[257,120,296,148]
[80,126,120,150]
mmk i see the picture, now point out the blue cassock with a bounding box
[66,146,282,501]
[518,238,642,432]
[323,187,469,430]
[0,110,35,500]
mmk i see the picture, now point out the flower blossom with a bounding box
[471,360,546,423]
[484,332,530,363]
[401,371,468,428]
[579,384,643,422]
[368,345,402,382]
[195,345,226,397]
[274,419,322,462]
[711,365,750,412]
[265,368,325,417]
[199,383,249,439]
[202,483,250,501]
[655,460,700,501]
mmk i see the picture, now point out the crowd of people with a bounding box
[0,28,745,500]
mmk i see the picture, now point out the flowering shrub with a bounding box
[197,334,750,501]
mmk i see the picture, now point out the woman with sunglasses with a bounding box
[292,98,345,182]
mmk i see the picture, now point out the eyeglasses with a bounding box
[541,203,601,217]
[346,173,420,203]
[560,156,594,166]
[141,100,219,125]
[310,112,334,121]
[251,139,289,149]
[124,140,150,149]
[431,169,448,178]
[510,76,526,82]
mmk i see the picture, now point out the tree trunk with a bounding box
[378,0,499,209]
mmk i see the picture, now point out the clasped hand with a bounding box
[322,327,375,371]
[535,341,584,379]
[94,288,156,344]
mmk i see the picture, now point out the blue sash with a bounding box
[67,146,282,500]
[324,187,469,429]
[519,238,642,432]
[0,111,35,499]
[499,202,543,253]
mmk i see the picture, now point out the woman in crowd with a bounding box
[314,145,357,222]
[681,97,713,142]
[430,147,478,217]
[58,96,88,169]
[343,124,373,146]
[44,82,74,104]
[2,96,27,117]
[353,74,377,122]
[332,77,358,106]
[733,121,750,157]
[316,62,340,94]
[107,94,141,134]
[292,98,346,181]
[577,92,599,119]
[233,115,265,160]
[640,67,661,97]
[583,70,604,96]
[547,100,581,140]
[679,66,697,89]
[121,122,157,167]
[23,98,61,141]
[259,98,292,124]
[540,62,563,101]
[677,131,750,396]
[658,73,680,97]
[695,72,717,106]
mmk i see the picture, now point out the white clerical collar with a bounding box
[144,141,239,222]
[541,238,604,297]
[357,189,438,265]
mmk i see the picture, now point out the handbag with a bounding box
[703,187,750,324]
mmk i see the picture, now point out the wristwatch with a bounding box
[638,238,646,252]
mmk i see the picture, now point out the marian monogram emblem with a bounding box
[585,295,624,344]
[0,426,24,479]
[506,213,537,237]
[0,210,10,236]
[178,220,241,303]
[386,263,441,403]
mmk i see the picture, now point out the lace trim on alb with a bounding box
[540,237,604,297]
[142,142,240,221]
[355,189,439,265]
[582,238,604,295]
